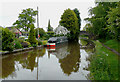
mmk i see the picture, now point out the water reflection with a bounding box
[1,48,46,79]
[59,42,80,76]
[47,43,69,59]
[0,40,95,80]
[2,55,15,79]
[47,42,80,76]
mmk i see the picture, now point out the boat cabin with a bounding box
[47,36,68,47]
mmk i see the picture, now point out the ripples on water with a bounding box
[0,39,95,80]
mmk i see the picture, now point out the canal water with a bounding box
[0,39,95,80]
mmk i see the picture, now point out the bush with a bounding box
[16,38,24,43]
[28,24,37,46]
[42,40,48,45]
[37,40,42,45]
[14,40,22,49]
[6,42,15,51]
[31,44,37,47]
[2,28,15,51]
[0,27,2,50]
[19,36,25,41]
[21,41,31,48]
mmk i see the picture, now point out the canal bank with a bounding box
[79,36,119,80]
[0,45,43,55]
[88,40,119,80]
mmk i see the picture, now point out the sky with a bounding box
[0,0,96,31]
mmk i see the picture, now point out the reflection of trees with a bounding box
[59,42,80,76]
[0,58,1,78]
[19,48,46,72]
[1,48,46,79]
[38,48,46,57]
[2,55,15,78]
[79,39,95,53]
[18,51,37,72]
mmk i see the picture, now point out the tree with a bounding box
[47,19,53,31]
[84,2,117,39]
[2,27,15,51]
[28,24,37,45]
[107,2,120,40]
[35,28,46,38]
[73,8,81,30]
[59,8,79,40]
[13,8,38,32]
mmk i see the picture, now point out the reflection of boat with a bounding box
[47,42,69,59]
[47,46,56,51]
[46,36,68,47]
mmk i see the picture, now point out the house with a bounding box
[7,27,22,38]
[54,25,70,35]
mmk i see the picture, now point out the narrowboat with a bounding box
[47,36,68,47]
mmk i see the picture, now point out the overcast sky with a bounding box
[0,0,95,31]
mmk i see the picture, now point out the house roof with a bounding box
[6,27,22,34]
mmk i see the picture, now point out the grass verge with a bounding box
[89,40,119,80]
[42,40,48,45]
[103,39,120,53]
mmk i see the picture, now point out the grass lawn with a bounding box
[89,40,119,80]
[104,39,120,53]
[0,50,5,52]
[42,40,48,45]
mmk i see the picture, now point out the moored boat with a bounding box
[46,36,68,47]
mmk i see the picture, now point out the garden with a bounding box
[0,25,48,53]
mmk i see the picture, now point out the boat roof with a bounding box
[48,36,67,41]
[48,37,58,41]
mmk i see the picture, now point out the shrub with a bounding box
[42,40,48,45]
[6,42,15,51]
[19,36,25,41]
[14,40,22,49]
[16,38,24,43]
[37,40,42,45]
[31,44,37,47]
[28,24,37,46]
[2,28,15,51]
[0,27,2,50]
[21,41,31,48]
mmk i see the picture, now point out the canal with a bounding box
[0,39,95,80]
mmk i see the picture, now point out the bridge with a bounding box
[79,31,90,36]
[79,31,93,39]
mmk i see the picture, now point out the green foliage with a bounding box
[104,39,120,53]
[47,31,54,37]
[89,41,119,80]
[106,2,120,40]
[47,19,53,31]
[19,36,25,41]
[21,41,31,48]
[13,8,37,32]
[84,2,118,40]
[37,40,42,45]
[73,8,81,30]
[28,24,37,46]
[0,27,2,50]
[35,28,46,38]
[14,40,23,49]
[2,27,15,51]
[59,8,79,40]
[42,40,48,45]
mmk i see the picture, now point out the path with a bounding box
[99,41,120,56]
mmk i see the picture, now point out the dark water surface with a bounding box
[0,39,95,80]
